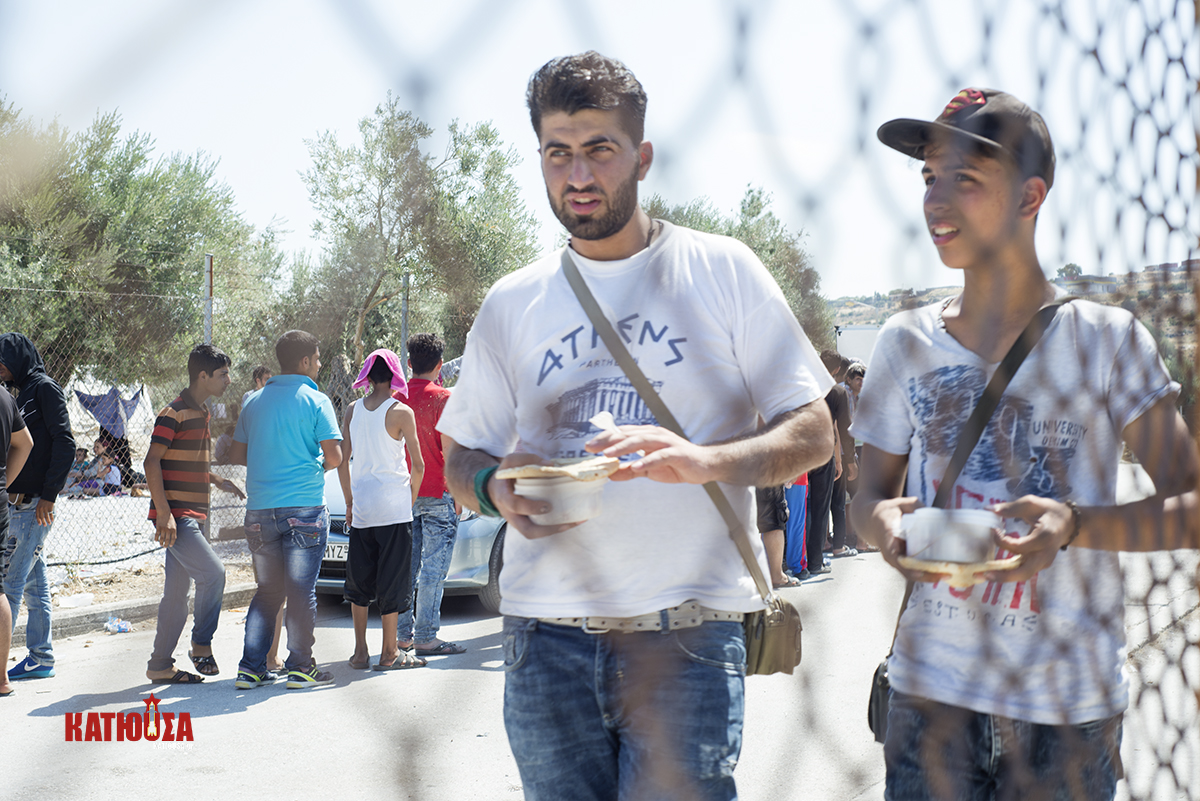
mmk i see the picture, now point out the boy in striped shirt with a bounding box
[144,344,245,684]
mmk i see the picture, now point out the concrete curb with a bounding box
[12,582,259,648]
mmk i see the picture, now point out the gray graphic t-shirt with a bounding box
[851,298,1177,724]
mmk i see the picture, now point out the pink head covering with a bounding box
[353,348,408,397]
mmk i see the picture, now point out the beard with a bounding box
[548,160,641,241]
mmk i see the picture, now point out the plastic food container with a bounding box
[514,476,607,525]
[899,508,1001,564]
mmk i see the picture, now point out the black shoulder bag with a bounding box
[868,298,1071,742]
[560,248,803,676]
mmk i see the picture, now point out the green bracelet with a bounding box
[474,465,501,517]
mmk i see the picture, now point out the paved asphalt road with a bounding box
[8,540,1197,800]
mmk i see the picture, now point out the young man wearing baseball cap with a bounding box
[851,89,1198,798]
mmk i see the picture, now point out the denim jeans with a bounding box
[503,618,746,801]
[238,506,327,673]
[884,690,1123,801]
[398,493,457,643]
[147,516,227,672]
[2,500,54,665]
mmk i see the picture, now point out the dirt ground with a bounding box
[56,561,257,608]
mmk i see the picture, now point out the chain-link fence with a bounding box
[1,281,451,568]
[2,0,1198,798]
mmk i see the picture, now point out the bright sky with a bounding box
[2,0,1195,301]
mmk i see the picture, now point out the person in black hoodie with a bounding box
[0,333,75,680]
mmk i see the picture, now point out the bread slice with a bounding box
[896,554,1024,588]
[495,455,621,482]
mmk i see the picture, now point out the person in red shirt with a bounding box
[394,333,466,656]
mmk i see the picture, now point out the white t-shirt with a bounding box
[438,222,833,619]
[851,298,1178,724]
[347,398,413,527]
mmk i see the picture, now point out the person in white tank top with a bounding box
[337,349,426,670]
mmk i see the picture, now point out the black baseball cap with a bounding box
[877,88,1055,188]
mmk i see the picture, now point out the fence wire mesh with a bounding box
[1,0,1197,799]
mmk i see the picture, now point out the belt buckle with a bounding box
[581,619,610,634]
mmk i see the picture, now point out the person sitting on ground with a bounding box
[64,439,107,497]
[66,447,88,484]
[98,455,122,495]
[337,349,426,671]
[144,344,245,684]
[70,453,122,497]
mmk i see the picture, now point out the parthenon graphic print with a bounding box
[546,377,661,440]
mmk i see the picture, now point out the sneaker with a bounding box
[8,656,54,680]
[234,669,278,689]
[286,662,334,689]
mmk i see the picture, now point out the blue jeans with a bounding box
[238,506,327,673]
[503,618,746,801]
[147,516,227,672]
[398,493,457,643]
[2,500,54,665]
[885,690,1123,801]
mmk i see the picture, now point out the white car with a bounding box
[317,470,505,613]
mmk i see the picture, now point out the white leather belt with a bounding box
[538,601,744,634]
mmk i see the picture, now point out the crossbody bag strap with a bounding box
[888,297,1074,654]
[559,248,775,602]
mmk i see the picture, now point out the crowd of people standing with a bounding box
[3,48,1199,801]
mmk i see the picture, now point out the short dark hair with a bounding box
[367,356,393,385]
[275,330,319,372]
[407,333,445,376]
[252,365,273,383]
[846,363,866,380]
[188,344,232,383]
[527,51,647,144]
[819,349,843,374]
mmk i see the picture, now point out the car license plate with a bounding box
[324,542,348,562]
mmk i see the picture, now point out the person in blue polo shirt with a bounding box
[230,330,343,690]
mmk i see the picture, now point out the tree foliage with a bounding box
[1057,263,1082,279]
[643,187,834,351]
[302,93,435,366]
[423,121,541,356]
[301,99,540,367]
[0,100,271,388]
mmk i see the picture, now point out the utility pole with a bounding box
[203,254,214,344]
[400,272,410,377]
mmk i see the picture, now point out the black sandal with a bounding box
[189,652,220,676]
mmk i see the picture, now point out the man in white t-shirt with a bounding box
[438,52,834,800]
[851,88,1199,800]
